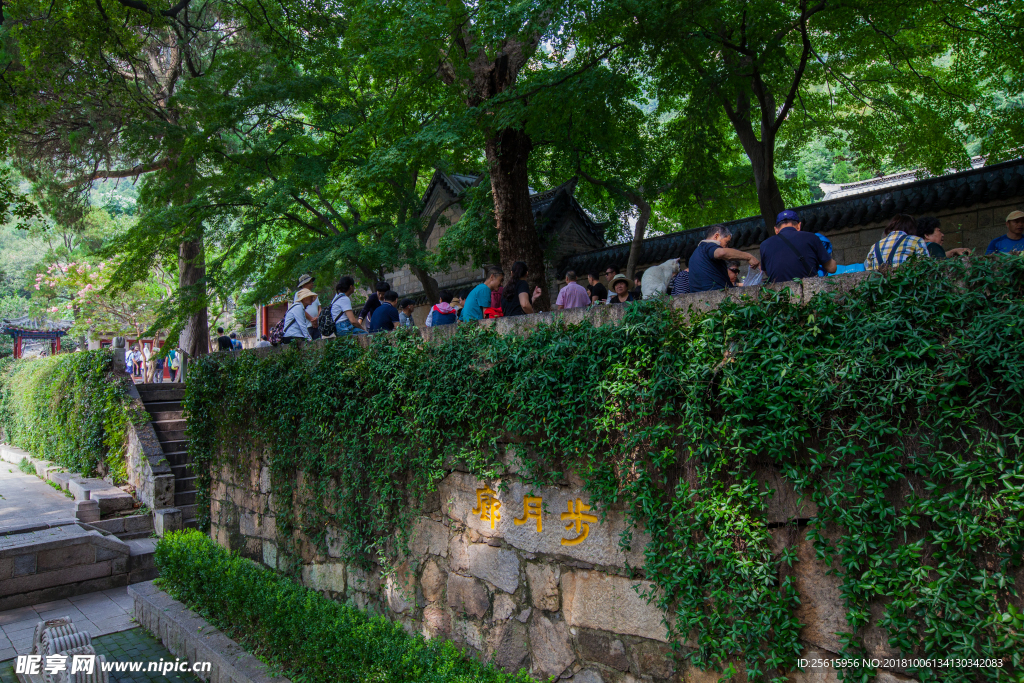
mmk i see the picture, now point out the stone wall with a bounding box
[203,269,1023,683]
[818,197,1021,267]
[210,452,932,683]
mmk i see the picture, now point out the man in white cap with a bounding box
[986,211,1024,254]
[295,274,321,338]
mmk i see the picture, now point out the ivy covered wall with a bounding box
[186,258,1024,683]
[0,350,144,481]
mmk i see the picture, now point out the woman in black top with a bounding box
[609,274,636,304]
[501,261,542,316]
[917,216,971,259]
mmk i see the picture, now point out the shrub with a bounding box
[0,350,144,480]
[155,530,537,683]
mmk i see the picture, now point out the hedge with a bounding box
[154,530,537,683]
[0,349,143,480]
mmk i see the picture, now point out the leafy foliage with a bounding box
[155,529,536,683]
[186,257,1024,683]
[0,350,146,480]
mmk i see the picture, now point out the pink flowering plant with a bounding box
[31,258,173,339]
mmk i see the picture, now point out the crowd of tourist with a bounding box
[122,342,182,382]
[265,208,1022,344]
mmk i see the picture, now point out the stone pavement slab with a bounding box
[0,586,135,661]
[0,462,76,533]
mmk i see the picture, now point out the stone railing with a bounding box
[123,382,174,511]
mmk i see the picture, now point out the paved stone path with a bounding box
[0,461,77,533]
[0,627,200,683]
[0,587,135,661]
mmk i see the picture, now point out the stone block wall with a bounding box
[204,269,1024,683]
[0,523,131,611]
[208,448,933,683]
[820,198,1021,267]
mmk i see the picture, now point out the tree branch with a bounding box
[62,159,169,188]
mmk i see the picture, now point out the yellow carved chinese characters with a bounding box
[471,487,501,529]
[560,498,598,546]
[513,496,543,533]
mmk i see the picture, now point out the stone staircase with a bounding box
[135,384,198,529]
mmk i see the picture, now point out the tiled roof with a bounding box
[819,156,987,200]
[1,316,74,335]
[560,157,1024,276]
[421,170,606,245]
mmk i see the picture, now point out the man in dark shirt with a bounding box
[586,273,608,304]
[689,225,760,292]
[358,281,390,330]
[368,291,401,332]
[759,210,837,283]
[216,327,232,351]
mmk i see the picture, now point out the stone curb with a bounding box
[128,581,290,683]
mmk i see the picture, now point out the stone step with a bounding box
[152,419,186,433]
[179,504,198,521]
[118,531,156,541]
[175,476,197,493]
[148,409,184,422]
[160,439,187,453]
[162,451,190,467]
[170,463,195,478]
[87,514,153,539]
[145,399,183,413]
[174,490,196,506]
[156,429,187,442]
[67,479,136,514]
[135,388,186,403]
[183,519,200,530]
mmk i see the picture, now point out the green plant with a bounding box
[0,350,147,480]
[155,530,537,683]
[17,457,34,475]
[186,256,1024,683]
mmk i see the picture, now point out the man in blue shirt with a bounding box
[462,266,504,320]
[760,210,837,283]
[368,291,401,332]
[986,211,1024,254]
[689,224,760,292]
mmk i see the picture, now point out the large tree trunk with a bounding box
[486,127,549,310]
[409,263,441,305]
[730,125,785,238]
[625,194,652,282]
[178,237,209,359]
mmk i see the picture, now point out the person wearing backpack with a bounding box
[281,289,316,344]
[864,214,929,271]
[424,290,459,327]
[167,347,180,382]
[326,276,365,337]
[760,210,837,283]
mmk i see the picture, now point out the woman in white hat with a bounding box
[282,288,317,344]
[295,274,321,339]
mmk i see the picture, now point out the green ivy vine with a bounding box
[185,257,1024,683]
[0,349,145,480]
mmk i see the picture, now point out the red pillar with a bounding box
[14,335,21,359]
[54,335,61,354]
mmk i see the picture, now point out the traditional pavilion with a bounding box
[0,316,73,358]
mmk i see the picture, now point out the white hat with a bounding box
[297,273,314,288]
[295,288,316,301]
[1006,210,1024,222]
